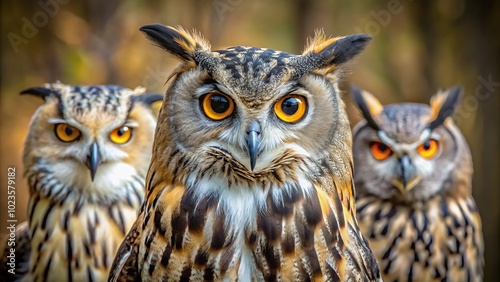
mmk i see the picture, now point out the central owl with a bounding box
[110,25,380,281]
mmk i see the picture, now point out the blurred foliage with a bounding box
[1,0,499,279]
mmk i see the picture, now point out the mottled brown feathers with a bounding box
[357,194,483,281]
[1,83,160,281]
[352,87,484,281]
[111,24,379,281]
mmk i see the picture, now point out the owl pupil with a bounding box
[423,140,431,150]
[378,143,388,152]
[65,126,73,136]
[118,128,125,136]
[211,95,229,113]
[281,97,298,115]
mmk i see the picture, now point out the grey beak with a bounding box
[400,154,411,189]
[86,141,101,181]
[247,120,261,171]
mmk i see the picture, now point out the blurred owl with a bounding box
[351,86,484,281]
[0,83,163,281]
[109,25,381,281]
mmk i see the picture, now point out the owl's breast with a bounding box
[356,194,484,281]
[139,165,380,281]
[26,197,139,281]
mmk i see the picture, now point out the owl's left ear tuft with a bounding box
[292,32,371,77]
[132,93,164,106]
[20,86,59,101]
[428,85,462,130]
[305,31,371,74]
[351,85,382,130]
[140,24,210,64]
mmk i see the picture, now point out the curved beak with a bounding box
[399,154,411,189]
[86,141,101,181]
[247,120,261,171]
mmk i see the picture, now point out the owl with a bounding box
[109,25,381,281]
[0,83,163,281]
[351,86,484,281]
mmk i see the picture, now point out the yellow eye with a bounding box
[201,92,235,121]
[109,126,133,144]
[54,124,81,142]
[274,94,307,123]
[370,141,392,161]
[417,139,439,159]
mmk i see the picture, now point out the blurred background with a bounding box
[1,0,498,279]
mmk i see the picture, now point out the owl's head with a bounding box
[352,86,472,201]
[22,83,163,196]
[141,25,370,178]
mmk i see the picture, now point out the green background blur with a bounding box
[1,0,499,279]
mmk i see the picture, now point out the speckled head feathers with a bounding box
[20,82,163,180]
[352,85,463,136]
[352,85,472,201]
[140,24,371,90]
[21,82,163,118]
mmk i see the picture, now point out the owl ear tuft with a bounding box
[132,93,164,106]
[305,32,371,63]
[428,85,462,130]
[351,85,382,130]
[304,31,371,74]
[290,32,371,77]
[140,24,211,64]
[132,93,164,117]
[20,86,59,101]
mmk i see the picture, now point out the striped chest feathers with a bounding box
[356,194,484,282]
[139,166,379,281]
[140,171,311,281]
[25,162,145,282]
[26,197,140,282]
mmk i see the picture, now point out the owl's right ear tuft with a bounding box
[428,85,463,130]
[132,93,164,118]
[20,87,59,101]
[351,85,382,130]
[140,24,211,64]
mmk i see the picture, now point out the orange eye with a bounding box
[109,126,133,144]
[274,94,307,123]
[417,139,439,159]
[54,124,81,142]
[370,141,393,161]
[201,92,234,121]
